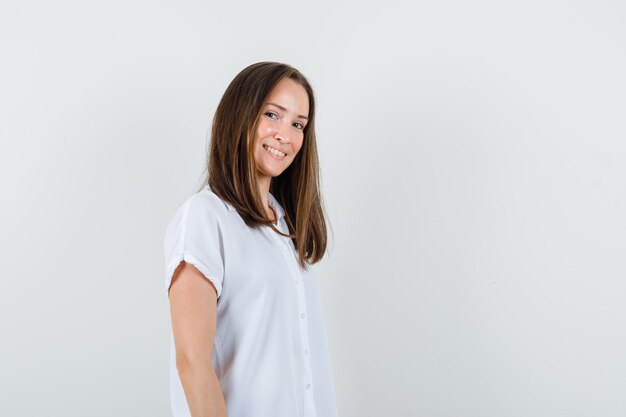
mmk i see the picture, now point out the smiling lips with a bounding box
[263,144,286,159]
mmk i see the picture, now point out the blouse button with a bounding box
[304,349,309,355]
[306,383,311,390]
[282,244,287,249]
[300,312,306,319]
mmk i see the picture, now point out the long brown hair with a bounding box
[198,61,329,269]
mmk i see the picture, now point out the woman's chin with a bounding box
[257,166,286,179]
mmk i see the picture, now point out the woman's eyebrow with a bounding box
[267,102,308,120]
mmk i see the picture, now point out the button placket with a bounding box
[269,219,317,416]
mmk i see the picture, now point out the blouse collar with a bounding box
[267,192,285,221]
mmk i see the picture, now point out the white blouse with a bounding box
[163,185,339,417]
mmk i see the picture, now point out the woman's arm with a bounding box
[168,261,228,417]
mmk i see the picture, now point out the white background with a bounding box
[1,1,625,416]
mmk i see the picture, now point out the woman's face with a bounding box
[253,77,309,182]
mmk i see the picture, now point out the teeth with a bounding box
[264,145,285,157]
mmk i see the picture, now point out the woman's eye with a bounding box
[265,111,303,129]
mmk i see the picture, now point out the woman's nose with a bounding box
[274,122,291,143]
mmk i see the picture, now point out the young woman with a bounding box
[163,62,339,417]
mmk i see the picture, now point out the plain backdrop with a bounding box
[1,1,625,416]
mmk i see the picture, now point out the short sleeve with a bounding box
[163,194,225,298]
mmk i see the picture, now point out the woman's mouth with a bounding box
[263,144,286,160]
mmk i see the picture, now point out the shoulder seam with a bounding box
[199,187,234,212]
